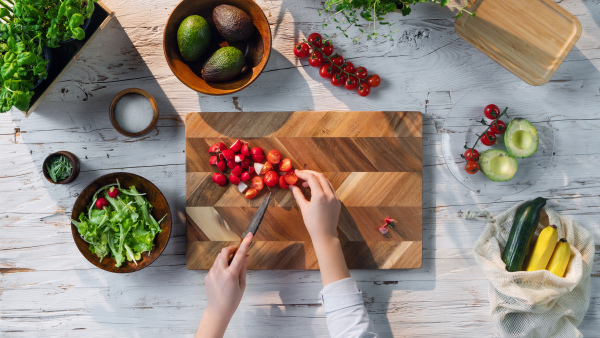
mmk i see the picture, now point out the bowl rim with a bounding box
[162,0,273,95]
[43,151,80,184]
[70,172,172,273]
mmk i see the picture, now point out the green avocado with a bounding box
[478,149,518,182]
[201,46,245,82]
[177,15,211,62]
[213,4,254,42]
[504,118,539,158]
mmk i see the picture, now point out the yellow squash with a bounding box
[546,238,571,277]
[525,225,558,271]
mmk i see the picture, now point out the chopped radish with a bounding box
[235,154,245,162]
[241,143,250,157]
[378,225,389,235]
[240,158,250,169]
[216,160,226,172]
[230,175,241,185]
[238,181,248,193]
[241,172,250,182]
[227,160,237,169]
[385,217,395,225]
[208,142,227,153]
[209,155,218,165]
[254,162,264,174]
[221,149,235,162]
[248,167,255,175]
[250,147,264,156]
[252,154,265,163]
[232,165,243,177]
[212,173,227,186]
[230,139,242,152]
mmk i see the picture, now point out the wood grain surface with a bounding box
[455,0,581,86]
[186,111,423,269]
[2,0,600,337]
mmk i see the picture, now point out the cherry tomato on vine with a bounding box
[344,76,357,90]
[307,33,323,48]
[321,41,334,56]
[490,120,506,135]
[480,130,497,146]
[330,73,347,87]
[465,160,479,174]
[367,74,381,88]
[342,62,355,74]
[293,43,310,58]
[331,54,344,67]
[484,104,501,120]
[308,51,324,67]
[464,149,480,162]
[354,66,368,80]
[357,83,371,97]
[319,64,334,78]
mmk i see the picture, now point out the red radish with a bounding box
[245,188,258,199]
[254,162,264,174]
[384,217,395,225]
[279,158,292,172]
[241,172,251,182]
[227,160,237,169]
[278,175,289,189]
[209,155,218,165]
[235,154,245,162]
[230,139,242,152]
[95,197,108,209]
[212,173,227,186]
[284,171,299,185]
[252,176,264,190]
[248,167,256,175]
[260,162,272,175]
[217,160,226,172]
[378,225,389,235]
[252,154,265,163]
[221,149,235,162]
[238,181,248,193]
[108,187,119,198]
[241,143,250,157]
[208,142,227,153]
[250,147,264,156]
[232,165,243,177]
[240,158,250,169]
[264,171,279,187]
[230,175,241,185]
[267,150,281,164]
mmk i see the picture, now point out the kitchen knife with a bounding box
[228,192,271,265]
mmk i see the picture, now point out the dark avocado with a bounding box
[213,4,254,42]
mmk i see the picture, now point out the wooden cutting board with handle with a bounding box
[186,111,422,270]
[455,0,581,86]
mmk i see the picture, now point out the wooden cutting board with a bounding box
[185,111,422,270]
[455,0,581,86]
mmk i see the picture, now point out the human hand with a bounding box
[289,170,341,244]
[197,233,252,338]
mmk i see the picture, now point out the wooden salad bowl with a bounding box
[163,0,272,95]
[71,172,172,273]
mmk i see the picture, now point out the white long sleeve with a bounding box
[319,278,378,338]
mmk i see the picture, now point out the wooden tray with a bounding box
[186,111,423,270]
[22,1,114,117]
[455,0,581,86]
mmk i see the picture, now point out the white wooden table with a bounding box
[2,0,599,336]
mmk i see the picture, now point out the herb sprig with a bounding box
[45,154,72,182]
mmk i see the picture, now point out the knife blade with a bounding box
[228,192,271,265]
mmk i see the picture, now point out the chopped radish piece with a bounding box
[212,173,227,186]
[227,160,237,169]
[241,172,250,182]
[241,143,250,157]
[230,139,242,152]
[238,181,248,193]
[208,142,227,153]
[252,154,265,163]
[216,161,226,172]
[240,158,250,169]
[209,155,218,165]
[250,147,264,156]
[248,167,255,175]
[230,175,241,185]
[221,149,235,162]
[254,162,264,174]
[378,225,389,235]
[235,154,245,162]
[232,165,243,177]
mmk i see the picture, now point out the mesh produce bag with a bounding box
[468,201,595,338]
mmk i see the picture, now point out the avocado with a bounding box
[202,46,245,82]
[177,15,211,62]
[213,4,254,42]
[478,149,518,182]
[504,118,539,158]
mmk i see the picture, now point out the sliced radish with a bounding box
[241,172,250,182]
[209,155,218,165]
[230,175,241,185]
[240,158,250,169]
[238,181,248,193]
[221,149,235,162]
[235,154,245,163]
[232,165,243,177]
[252,154,265,163]
[250,147,264,156]
[208,142,227,153]
[248,167,255,175]
[227,160,237,169]
[212,173,227,186]
[216,160,226,172]
[230,139,242,152]
[241,143,250,157]
[254,162,264,174]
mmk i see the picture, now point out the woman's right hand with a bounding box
[289,170,341,243]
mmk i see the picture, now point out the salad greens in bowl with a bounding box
[71,172,171,273]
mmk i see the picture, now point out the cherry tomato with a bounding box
[250,147,264,156]
[342,62,355,74]
[330,73,346,87]
[284,171,299,185]
[279,158,293,172]
[331,54,344,67]
[294,43,310,58]
[308,51,323,67]
[259,162,272,175]
[278,175,289,189]
[465,160,479,174]
[484,104,501,120]
[354,66,368,80]
[480,130,497,146]
[307,33,322,48]
[264,171,279,187]
[267,149,281,164]
[321,40,334,56]
[252,176,264,191]
[357,83,371,97]
[245,188,258,199]
[367,74,381,88]
[319,64,334,78]
[464,149,480,162]
[212,173,227,186]
[344,76,357,91]
[490,120,506,135]
[95,197,108,209]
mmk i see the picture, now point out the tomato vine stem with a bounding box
[304,40,366,85]
[463,107,509,154]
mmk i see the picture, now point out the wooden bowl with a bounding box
[109,88,159,138]
[163,0,272,95]
[43,151,80,184]
[71,172,172,273]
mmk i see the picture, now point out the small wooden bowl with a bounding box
[109,88,159,137]
[71,172,172,273]
[42,151,80,184]
[163,0,272,95]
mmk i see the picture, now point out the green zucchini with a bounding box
[502,197,547,272]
